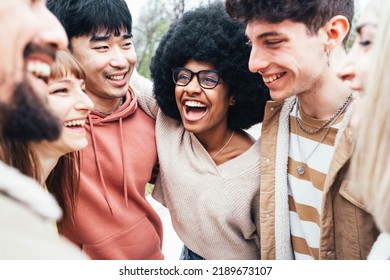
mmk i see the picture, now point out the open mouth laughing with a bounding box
[183,100,208,121]
[262,72,287,84]
[27,61,51,84]
[64,119,86,128]
[105,69,130,87]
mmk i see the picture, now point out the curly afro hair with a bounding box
[150,1,269,130]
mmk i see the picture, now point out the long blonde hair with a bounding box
[352,0,390,233]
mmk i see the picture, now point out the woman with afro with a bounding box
[131,1,269,259]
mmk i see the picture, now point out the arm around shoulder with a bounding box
[130,68,159,119]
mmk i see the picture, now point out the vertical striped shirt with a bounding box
[288,101,345,260]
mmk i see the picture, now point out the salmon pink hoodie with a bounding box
[61,87,163,260]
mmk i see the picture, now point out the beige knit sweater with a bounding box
[132,72,261,260]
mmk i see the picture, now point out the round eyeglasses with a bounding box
[172,67,221,89]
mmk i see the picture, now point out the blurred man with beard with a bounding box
[0,0,88,259]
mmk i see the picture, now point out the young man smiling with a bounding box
[47,0,163,260]
[225,0,379,259]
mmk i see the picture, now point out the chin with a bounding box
[60,139,88,154]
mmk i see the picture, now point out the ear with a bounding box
[229,95,236,106]
[323,15,350,51]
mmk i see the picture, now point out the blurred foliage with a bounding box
[133,0,173,79]
[346,0,362,52]
[132,0,213,78]
[146,183,154,196]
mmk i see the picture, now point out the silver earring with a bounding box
[326,49,330,67]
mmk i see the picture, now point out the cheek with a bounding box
[356,55,371,83]
[126,49,137,66]
[174,88,182,109]
[48,98,70,121]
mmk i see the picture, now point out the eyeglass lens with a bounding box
[172,68,220,89]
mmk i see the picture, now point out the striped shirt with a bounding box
[288,101,345,260]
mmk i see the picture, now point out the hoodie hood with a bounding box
[89,87,138,124]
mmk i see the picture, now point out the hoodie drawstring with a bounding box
[88,114,114,215]
[119,117,129,208]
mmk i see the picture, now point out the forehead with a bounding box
[93,26,131,37]
[184,59,215,71]
[358,5,379,26]
[246,19,311,40]
[71,29,131,45]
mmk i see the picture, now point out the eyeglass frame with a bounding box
[171,67,222,89]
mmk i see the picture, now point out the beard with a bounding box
[0,79,61,141]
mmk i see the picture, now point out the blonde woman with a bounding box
[338,0,390,259]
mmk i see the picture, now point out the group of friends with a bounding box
[0,0,389,260]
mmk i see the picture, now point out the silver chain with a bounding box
[211,130,235,159]
[294,95,352,175]
[95,97,124,116]
[296,93,353,134]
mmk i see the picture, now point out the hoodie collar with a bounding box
[89,87,138,124]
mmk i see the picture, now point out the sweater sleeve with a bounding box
[130,68,159,119]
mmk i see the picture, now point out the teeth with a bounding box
[64,119,86,127]
[27,61,51,80]
[263,72,285,83]
[108,75,125,81]
[185,101,207,108]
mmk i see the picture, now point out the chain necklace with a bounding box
[211,130,235,159]
[294,95,352,175]
[95,97,124,116]
[296,93,353,134]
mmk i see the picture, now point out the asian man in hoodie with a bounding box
[47,0,163,260]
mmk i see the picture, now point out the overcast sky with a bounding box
[126,0,206,22]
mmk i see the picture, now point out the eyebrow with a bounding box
[356,22,377,35]
[90,33,133,42]
[90,35,110,42]
[52,78,72,84]
[257,31,283,39]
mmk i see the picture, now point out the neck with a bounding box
[31,142,60,184]
[195,125,234,155]
[298,48,351,119]
[298,78,351,120]
[89,94,125,114]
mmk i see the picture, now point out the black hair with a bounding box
[47,0,132,43]
[225,0,354,44]
[150,1,269,130]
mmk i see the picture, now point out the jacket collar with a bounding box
[0,161,61,221]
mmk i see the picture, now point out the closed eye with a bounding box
[359,40,372,47]
[265,40,283,46]
[50,88,69,95]
[93,46,109,50]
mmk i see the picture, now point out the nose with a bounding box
[337,43,359,82]
[74,89,94,112]
[109,47,129,69]
[183,74,202,94]
[35,7,68,50]
[248,46,270,74]
[337,62,355,82]
[337,50,356,82]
